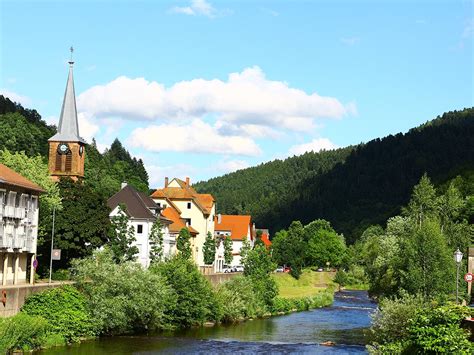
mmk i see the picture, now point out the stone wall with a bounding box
[0,281,74,317]
[203,272,239,286]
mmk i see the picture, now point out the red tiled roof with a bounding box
[214,215,252,241]
[0,164,44,193]
[162,206,198,235]
[261,232,272,247]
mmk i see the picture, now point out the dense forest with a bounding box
[195,108,474,242]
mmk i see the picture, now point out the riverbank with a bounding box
[272,270,335,298]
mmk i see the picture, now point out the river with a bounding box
[41,290,376,354]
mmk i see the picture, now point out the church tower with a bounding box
[48,48,86,181]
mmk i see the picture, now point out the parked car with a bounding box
[223,265,233,273]
[234,265,244,272]
[316,267,324,272]
[283,266,291,273]
[275,266,284,273]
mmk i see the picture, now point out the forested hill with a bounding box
[195,108,474,242]
[0,95,149,196]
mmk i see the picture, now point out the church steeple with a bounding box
[48,47,85,144]
[48,47,86,181]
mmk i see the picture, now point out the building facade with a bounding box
[0,164,42,285]
[108,183,173,267]
[151,177,215,266]
[48,56,86,181]
[214,214,254,269]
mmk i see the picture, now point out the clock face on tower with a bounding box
[57,143,69,155]
[79,145,84,156]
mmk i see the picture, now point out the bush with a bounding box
[72,249,176,335]
[151,255,217,327]
[270,291,334,315]
[51,269,71,280]
[216,276,267,322]
[408,304,473,354]
[21,285,97,343]
[0,313,48,352]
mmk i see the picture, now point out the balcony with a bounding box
[13,233,26,249]
[25,237,35,253]
[14,207,26,219]
[4,205,15,218]
[0,234,13,249]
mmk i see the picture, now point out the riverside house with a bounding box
[0,164,42,285]
[108,183,174,267]
[151,177,216,267]
[214,214,255,269]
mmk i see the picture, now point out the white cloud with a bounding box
[77,113,100,143]
[171,0,216,17]
[340,37,360,46]
[77,66,350,132]
[217,159,249,173]
[128,119,261,156]
[0,89,31,106]
[261,8,279,17]
[288,138,338,156]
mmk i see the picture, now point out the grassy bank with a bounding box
[272,270,335,298]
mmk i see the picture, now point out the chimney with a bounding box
[217,213,222,224]
[164,177,169,188]
[186,177,190,186]
[121,182,127,189]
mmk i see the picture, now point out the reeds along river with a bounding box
[41,290,377,354]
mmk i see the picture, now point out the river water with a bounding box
[42,290,376,354]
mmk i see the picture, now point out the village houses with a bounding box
[150,177,215,267]
[0,164,42,285]
[107,183,175,267]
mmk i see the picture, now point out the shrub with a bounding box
[0,313,48,352]
[51,269,71,280]
[216,276,266,322]
[72,249,176,335]
[408,304,473,354]
[21,285,97,343]
[151,256,216,327]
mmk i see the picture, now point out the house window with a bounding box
[185,218,191,226]
[137,224,143,234]
[156,203,161,207]
[187,202,191,209]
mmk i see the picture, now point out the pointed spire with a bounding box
[49,47,85,143]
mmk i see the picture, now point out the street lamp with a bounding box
[454,248,463,304]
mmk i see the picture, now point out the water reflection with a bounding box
[41,290,376,354]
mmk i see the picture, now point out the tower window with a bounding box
[137,224,143,234]
[187,202,191,209]
[55,153,62,171]
[65,152,72,172]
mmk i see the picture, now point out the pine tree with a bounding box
[109,204,138,263]
[177,228,192,260]
[149,217,164,263]
[203,232,216,265]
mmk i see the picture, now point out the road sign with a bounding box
[52,249,61,261]
[33,259,38,269]
[464,273,473,283]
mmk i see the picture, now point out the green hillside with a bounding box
[195,108,474,242]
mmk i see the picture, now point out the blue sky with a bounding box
[1,0,472,187]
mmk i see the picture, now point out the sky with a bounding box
[1,0,472,188]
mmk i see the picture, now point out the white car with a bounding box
[234,265,244,272]
[223,265,233,273]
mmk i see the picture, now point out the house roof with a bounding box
[150,178,214,215]
[162,206,198,235]
[260,232,272,247]
[214,215,252,241]
[108,184,171,223]
[0,164,44,193]
[48,62,86,144]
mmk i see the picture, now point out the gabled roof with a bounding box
[214,215,252,241]
[260,232,272,247]
[162,206,198,235]
[150,177,214,216]
[0,164,44,193]
[48,62,85,143]
[108,184,170,223]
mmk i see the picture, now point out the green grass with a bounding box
[344,283,369,291]
[272,270,335,299]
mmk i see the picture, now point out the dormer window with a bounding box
[187,202,191,209]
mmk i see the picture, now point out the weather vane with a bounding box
[69,46,74,64]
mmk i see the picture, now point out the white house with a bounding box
[214,214,254,269]
[108,183,174,267]
[151,177,215,266]
[0,164,42,285]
